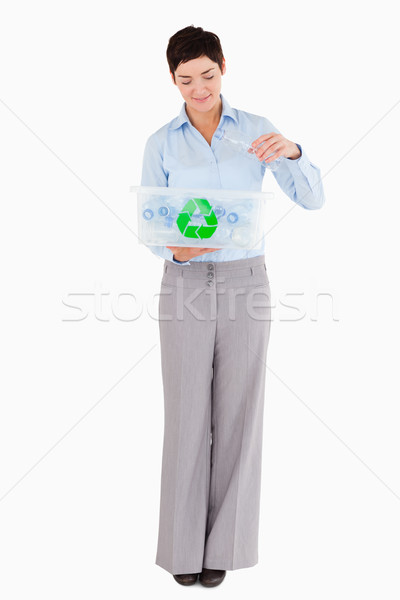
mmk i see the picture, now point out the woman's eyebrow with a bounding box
[177,67,215,78]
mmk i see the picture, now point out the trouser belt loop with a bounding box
[250,266,254,275]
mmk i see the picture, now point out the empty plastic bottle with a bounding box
[224,200,256,225]
[227,212,239,224]
[142,208,154,221]
[158,206,170,216]
[142,201,177,222]
[231,226,253,247]
[217,128,283,171]
[213,206,226,219]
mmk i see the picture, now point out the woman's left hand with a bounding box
[250,133,301,164]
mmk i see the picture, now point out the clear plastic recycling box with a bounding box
[130,186,273,251]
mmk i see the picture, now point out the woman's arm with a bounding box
[259,117,326,210]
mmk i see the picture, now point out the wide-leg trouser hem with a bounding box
[155,556,259,574]
[203,557,259,570]
[155,557,203,575]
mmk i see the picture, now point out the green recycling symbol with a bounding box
[176,198,218,239]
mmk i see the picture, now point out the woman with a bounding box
[140,25,325,587]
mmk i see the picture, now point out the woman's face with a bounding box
[171,54,226,116]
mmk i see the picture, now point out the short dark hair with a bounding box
[166,25,224,83]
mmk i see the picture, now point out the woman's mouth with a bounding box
[193,94,211,103]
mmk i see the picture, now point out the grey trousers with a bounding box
[156,255,271,574]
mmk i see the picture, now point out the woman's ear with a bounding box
[170,71,177,85]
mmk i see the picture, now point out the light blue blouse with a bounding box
[140,93,325,265]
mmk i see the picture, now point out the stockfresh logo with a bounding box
[176,198,218,239]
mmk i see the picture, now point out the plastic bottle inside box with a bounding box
[130,186,273,251]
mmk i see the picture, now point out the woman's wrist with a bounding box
[172,254,189,262]
[173,253,188,263]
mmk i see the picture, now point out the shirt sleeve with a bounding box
[261,118,326,210]
[140,133,191,265]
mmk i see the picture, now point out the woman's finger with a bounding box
[258,141,282,161]
[251,132,275,148]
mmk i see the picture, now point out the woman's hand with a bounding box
[250,133,301,164]
[166,246,220,262]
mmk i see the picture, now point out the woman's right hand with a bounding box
[166,246,220,262]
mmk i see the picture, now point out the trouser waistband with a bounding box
[164,255,266,277]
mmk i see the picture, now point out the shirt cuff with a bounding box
[286,143,303,161]
[173,257,191,265]
[283,142,312,173]
[166,247,191,265]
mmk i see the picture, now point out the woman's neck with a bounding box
[185,96,222,131]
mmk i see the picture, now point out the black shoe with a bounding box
[199,567,226,587]
[173,572,199,585]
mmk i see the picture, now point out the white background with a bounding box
[1,1,399,598]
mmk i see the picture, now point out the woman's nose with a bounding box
[194,87,208,96]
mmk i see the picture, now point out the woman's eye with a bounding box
[181,76,214,86]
